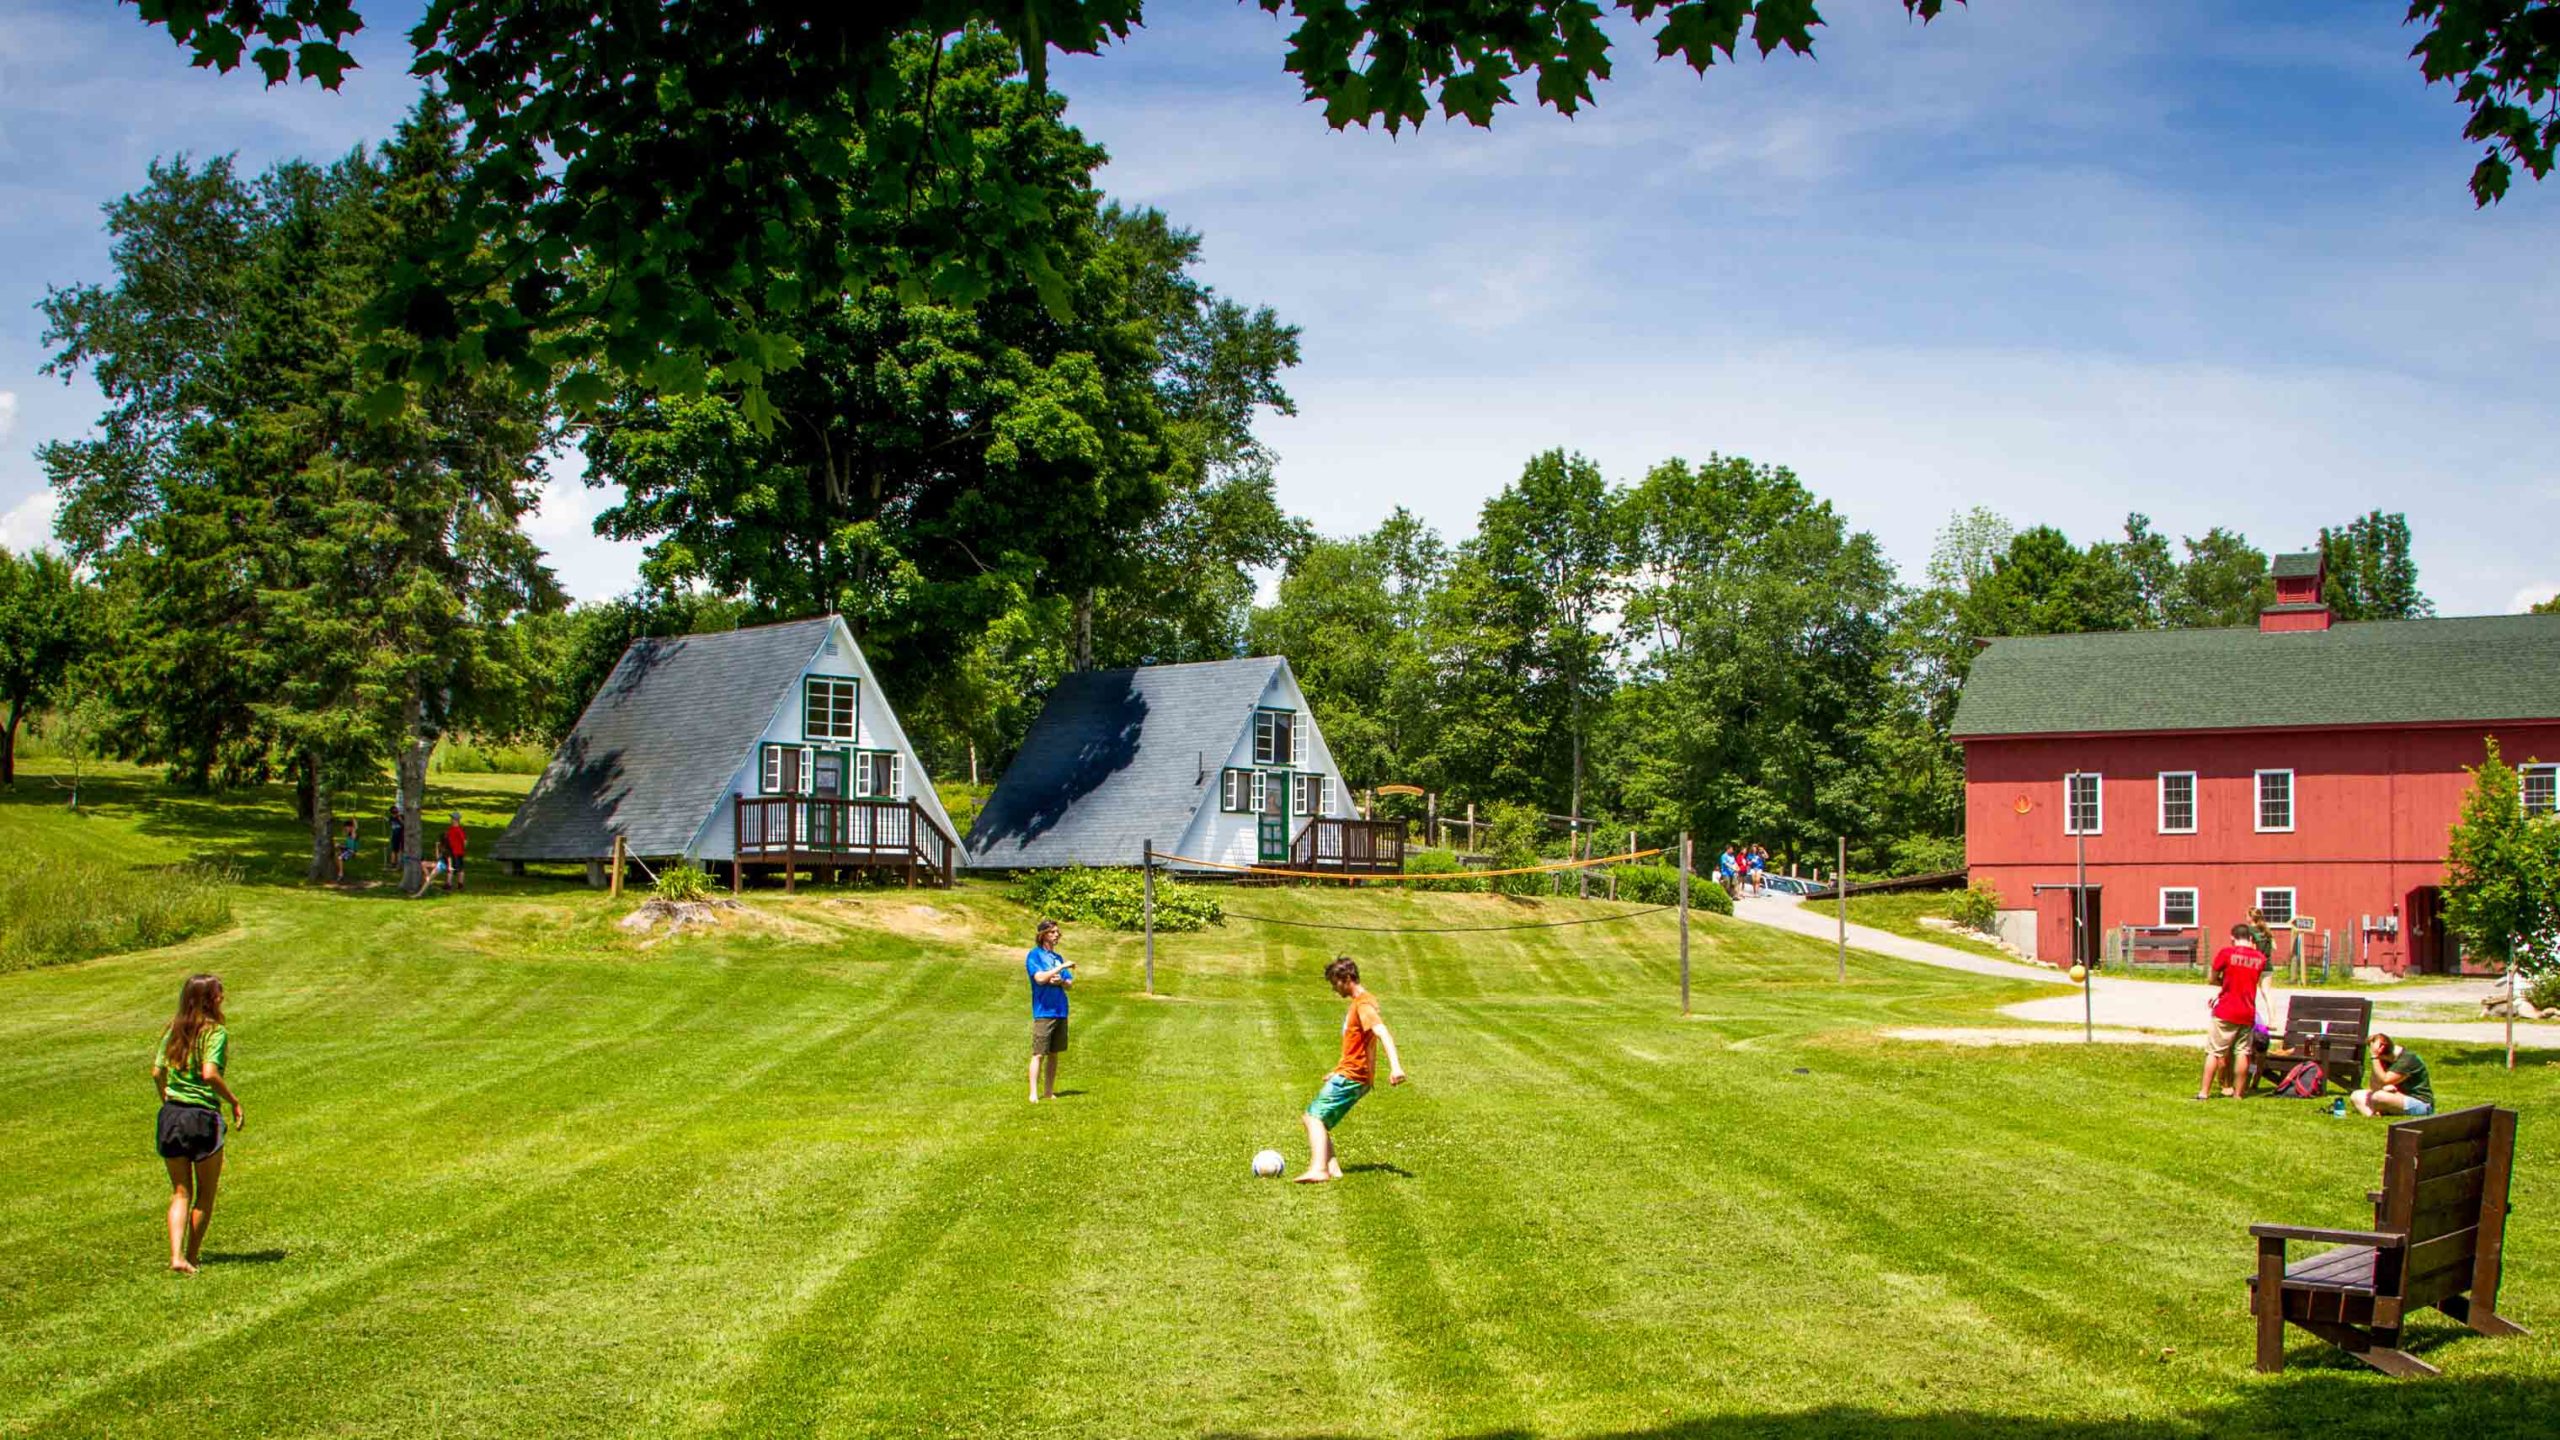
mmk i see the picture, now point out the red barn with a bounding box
[1951,554,2560,974]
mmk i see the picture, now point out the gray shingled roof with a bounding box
[494,618,833,860]
[2271,552,2323,579]
[1951,613,2560,739]
[965,657,1284,869]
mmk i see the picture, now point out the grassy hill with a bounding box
[3,761,2557,1437]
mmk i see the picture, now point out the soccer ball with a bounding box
[1251,1149,1286,1178]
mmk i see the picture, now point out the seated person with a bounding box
[2350,1032,2434,1117]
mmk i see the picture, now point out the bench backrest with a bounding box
[2281,995,2371,1044]
[2375,1105,2517,1314]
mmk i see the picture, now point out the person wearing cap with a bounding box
[441,812,468,892]
[1026,919,1072,1103]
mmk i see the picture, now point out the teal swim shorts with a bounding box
[1304,1073,1369,1130]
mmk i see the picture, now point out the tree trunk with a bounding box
[1,699,19,787]
[399,688,432,893]
[306,756,337,883]
[294,760,316,825]
[1073,589,1095,672]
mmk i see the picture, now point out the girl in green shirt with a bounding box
[153,973,243,1274]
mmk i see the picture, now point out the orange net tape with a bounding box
[1147,846,1669,884]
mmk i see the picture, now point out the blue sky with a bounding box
[4,1,2554,612]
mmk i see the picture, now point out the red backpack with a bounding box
[2272,1061,2325,1098]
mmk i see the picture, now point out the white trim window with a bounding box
[2525,763,2558,818]
[1293,773,1329,818]
[761,743,816,795]
[803,676,859,742]
[2159,887,2199,929]
[883,752,903,800]
[1221,768,1248,812]
[1253,709,1295,766]
[2255,887,2296,927]
[2064,772,2102,835]
[1291,717,1309,767]
[2157,771,2196,835]
[1249,770,1269,814]
[2255,769,2294,833]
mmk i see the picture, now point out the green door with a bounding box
[1259,769,1292,862]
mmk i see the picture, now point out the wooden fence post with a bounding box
[1143,839,1157,996]
[1836,835,1848,984]
[610,834,625,900]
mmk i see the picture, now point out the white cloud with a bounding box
[0,391,17,445]
[2513,583,2560,614]
[0,488,60,553]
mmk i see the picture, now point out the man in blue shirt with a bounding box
[1027,919,1073,1103]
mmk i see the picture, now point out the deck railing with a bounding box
[1289,816,1410,875]
[733,795,956,886]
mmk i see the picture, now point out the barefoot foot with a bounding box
[1291,1171,1330,1184]
[170,1258,197,1275]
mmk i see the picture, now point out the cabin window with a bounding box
[2255,887,2296,928]
[2525,764,2557,818]
[761,743,814,795]
[1253,708,1295,766]
[803,677,859,742]
[882,752,903,799]
[1250,770,1269,814]
[1293,773,1328,818]
[2159,888,2198,929]
[2063,773,2102,835]
[2157,772,2196,834]
[851,750,903,799]
[1221,768,1251,812]
[1291,716,1309,766]
[2255,769,2294,833]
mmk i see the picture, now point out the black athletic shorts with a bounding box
[156,1102,224,1162]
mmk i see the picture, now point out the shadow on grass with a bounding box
[196,1249,288,1266]
[1200,1374,2560,1438]
[1341,1162,1413,1178]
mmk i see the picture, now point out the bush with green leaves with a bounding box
[0,859,234,972]
[1403,848,1486,893]
[1945,881,2003,935]
[652,862,715,903]
[1010,866,1223,932]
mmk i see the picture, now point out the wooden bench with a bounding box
[2251,995,2372,1094]
[2248,1105,2527,1376]
[2123,931,2199,970]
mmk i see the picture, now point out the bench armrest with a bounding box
[2366,1190,2384,1206]
[2249,1224,2404,1248]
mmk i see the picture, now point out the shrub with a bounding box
[1403,848,1486,893]
[1884,834,1966,876]
[431,736,551,774]
[1944,881,2003,935]
[0,859,235,973]
[1010,866,1223,932]
[652,862,715,903]
[2528,970,2560,1015]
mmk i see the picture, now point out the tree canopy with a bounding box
[124,2,2553,423]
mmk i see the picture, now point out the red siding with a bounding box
[1963,722,2560,974]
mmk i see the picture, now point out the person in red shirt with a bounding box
[441,812,468,893]
[2196,921,2270,1100]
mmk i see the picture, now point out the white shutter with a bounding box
[1291,716,1308,766]
[855,751,873,797]
[1222,768,1241,811]
[799,748,815,795]
[762,745,781,794]
[1254,711,1274,764]
[1250,771,1267,812]
[887,753,903,798]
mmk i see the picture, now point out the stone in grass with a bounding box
[618,898,745,937]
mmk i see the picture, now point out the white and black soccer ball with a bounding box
[1251,1148,1286,1179]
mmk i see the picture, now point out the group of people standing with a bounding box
[1024,919,1405,1184]
[2196,921,2435,1117]
[325,808,471,890]
[1716,843,1771,897]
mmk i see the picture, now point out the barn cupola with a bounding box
[2261,551,2333,632]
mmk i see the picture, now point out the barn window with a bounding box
[804,677,859,742]
[2525,764,2557,818]
[2159,888,2198,929]
[2157,772,2196,834]
[2255,887,2296,927]
[2063,773,2102,835]
[2255,769,2294,833]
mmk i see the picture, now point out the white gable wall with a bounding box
[686,618,957,861]
[1170,662,1355,870]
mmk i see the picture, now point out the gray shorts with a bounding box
[1032,1016,1068,1056]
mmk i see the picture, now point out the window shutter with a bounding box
[1222,769,1241,811]
[887,753,903,798]
[799,747,815,795]
[1291,717,1307,766]
[1251,771,1267,813]
[762,745,780,794]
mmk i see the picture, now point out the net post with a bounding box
[1836,835,1849,984]
[1143,839,1157,996]
[1678,833,1692,1015]
[610,833,625,900]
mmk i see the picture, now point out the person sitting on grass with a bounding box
[2351,1033,2435,1117]
[1297,957,1406,1183]
[2195,921,2269,1101]
[152,972,243,1275]
[335,818,358,882]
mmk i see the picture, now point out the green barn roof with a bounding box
[1950,613,2560,739]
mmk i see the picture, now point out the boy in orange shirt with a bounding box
[1296,957,1406,1184]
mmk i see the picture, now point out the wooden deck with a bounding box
[1287,816,1410,875]
[732,796,956,890]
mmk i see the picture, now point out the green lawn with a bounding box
[1837,888,2023,964]
[5,763,2559,1438]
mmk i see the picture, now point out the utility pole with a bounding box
[1835,835,1848,984]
